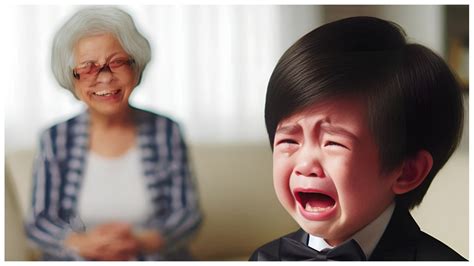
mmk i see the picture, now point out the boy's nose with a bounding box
[294,158,325,178]
[295,162,325,178]
[294,143,325,178]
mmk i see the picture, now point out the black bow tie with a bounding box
[280,237,367,261]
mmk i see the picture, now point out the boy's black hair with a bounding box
[264,16,464,209]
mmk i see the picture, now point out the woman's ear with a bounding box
[392,150,433,195]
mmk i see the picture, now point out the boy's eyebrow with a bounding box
[275,124,301,135]
[321,124,359,141]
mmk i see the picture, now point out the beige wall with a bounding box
[410,151,468,258]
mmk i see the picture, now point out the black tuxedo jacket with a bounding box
[250,205,466,261]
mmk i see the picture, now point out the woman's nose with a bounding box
[96,67,114,83]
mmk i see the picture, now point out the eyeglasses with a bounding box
[72,57,135,80]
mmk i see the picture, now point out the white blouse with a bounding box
[78,146,154,230]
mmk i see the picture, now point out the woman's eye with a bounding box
[110,58,128,67]
[77,62,92,69]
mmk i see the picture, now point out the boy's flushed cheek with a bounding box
[273,154,292,174]
[273,161,297,211]
[273,179,296,212]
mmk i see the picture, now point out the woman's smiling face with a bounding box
[272,97,402,246]
[72,33,137,116]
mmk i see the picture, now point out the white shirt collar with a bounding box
[308,202,395,259]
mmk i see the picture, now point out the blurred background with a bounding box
[4,5,469,150]
[5,5,469,260]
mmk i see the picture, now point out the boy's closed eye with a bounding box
[277,139,299,145]
[324,141,349,150]
[276,138,299,151]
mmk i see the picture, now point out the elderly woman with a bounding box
[25,6,202,261]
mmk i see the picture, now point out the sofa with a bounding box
[5,142,468,260]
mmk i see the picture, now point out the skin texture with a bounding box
[64,33,164,260]
[272,97,404,246]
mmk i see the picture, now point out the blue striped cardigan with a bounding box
[25,108,202,260]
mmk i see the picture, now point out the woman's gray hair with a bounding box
[51,6,151,97]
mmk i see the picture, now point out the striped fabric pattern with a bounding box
[25,108,202,260]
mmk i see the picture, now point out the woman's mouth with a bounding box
[92,89,121,97]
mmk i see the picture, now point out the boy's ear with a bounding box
[392,150,433,195]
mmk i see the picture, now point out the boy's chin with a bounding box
[292,212,342,241]
[300,223,329,237]
[293,214,331,236]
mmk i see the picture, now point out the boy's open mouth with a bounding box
[295,191,336,213]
